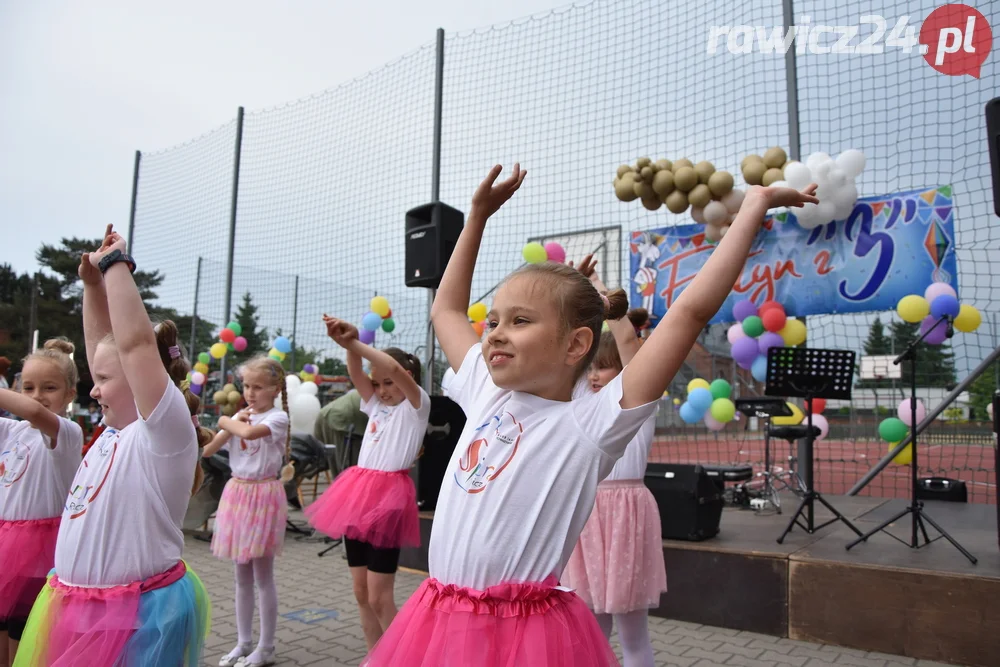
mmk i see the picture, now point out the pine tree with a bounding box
[231,292,269,365]
[888,320,957,389]
[857,317,893,388]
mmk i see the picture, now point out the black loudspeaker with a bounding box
[987,97,1000,218]
[644,463,723,541]
[916,477,968,503]
[405,202,465,288]
[417,396,466,511]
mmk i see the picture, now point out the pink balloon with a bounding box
[703,413,726,431]
[233,336,248,352]
[809,414,829,441]
[727,323,747,344]
[897,398,926,426]
[924,282,957,303]
[543,242,566,264]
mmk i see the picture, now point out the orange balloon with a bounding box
[472,321,487,337]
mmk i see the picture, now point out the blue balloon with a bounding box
[274,336,292,354]
[751,355,769,383]
[680,402,701,424]
[361,312,383,331]
[930,294,960,319]
[688,388,713,414]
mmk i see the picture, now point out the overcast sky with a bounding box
[0,0,559,275]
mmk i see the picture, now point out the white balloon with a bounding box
[817,200,836,224]
[690,205,706,223]
[827,167,847,187]
[285,374,302,392]
[299,381,319,396]
[783,161,812,189]
[721,188,745,214]
[833,182,859,207]
[833,199,855,221]
[806,152,832,170]
[768,180,789,189]
[704,200,728,226]
[835,149,866,178]
[795,204,822,229]
[289,392,321,434]
[719,224,729,238]
[810,414,830,441]
[813,160,832,180]
[704,224,722,243]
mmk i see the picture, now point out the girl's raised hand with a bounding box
[88,224,127,269]
[568,253,598,282]
[754,183,819,209]
[470,164,527,220]
[323,315,359,347]
[234,410,252,423]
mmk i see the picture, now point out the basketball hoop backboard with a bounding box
[860,355,900,380]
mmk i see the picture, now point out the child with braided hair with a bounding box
[203,355,291,667]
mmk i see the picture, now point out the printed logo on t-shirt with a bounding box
[65,430,118,519]
[453,410,522,494]
[0,442,30,487]
[239,437,261,457]
[367,405,395,446]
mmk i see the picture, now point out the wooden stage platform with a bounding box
[400,497,1000,667]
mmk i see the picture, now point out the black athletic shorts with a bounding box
[0,617,29,641]
[343,537,400,574]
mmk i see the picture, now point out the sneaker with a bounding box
[219,644,252,666]
[239,646,276,666]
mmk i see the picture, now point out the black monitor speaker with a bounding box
[405,202,464,289]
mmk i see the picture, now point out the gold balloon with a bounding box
[688,183,712,208]
[636,157,652,168]
[616,164,633,178]
[655,159,672,172]
[665,190,689,213]
[227,390,242,405]
[640,166,654,182]
[694,161,716,184]
[652,170,675,198]
[223,383,237,394]
[672,158,693,171]
[743,161,767,185]
[761,168,784,186]
[213,391,227,405]
[741,154,763,169]
[641,196,662,211]
[633,180,654,200]
[708,170,735,197]
[614,174,638,202]
[673,166,698,192]
[763,147,788,168]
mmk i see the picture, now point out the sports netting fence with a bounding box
[129,0,999,502]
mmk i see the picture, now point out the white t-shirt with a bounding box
[0,416,83,521]
[428,345,658,591]
[55,383,198,587]
[356,388,431,472]
[224,408,289,480]
[571,381,658,481]
[441,368,456,398]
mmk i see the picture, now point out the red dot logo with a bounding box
[919,4,992,78]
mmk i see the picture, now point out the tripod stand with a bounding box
[764,347,864,544]
[735,398,793,513]
[846,316,977,564]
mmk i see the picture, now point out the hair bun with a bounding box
[43,337,76,355]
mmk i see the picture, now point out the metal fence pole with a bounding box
[424,27,445,395]
[221,107,245,384]
[290,275,299,371]
[126,151,141,251]
[189,256,202,356]
[27,273,39,356]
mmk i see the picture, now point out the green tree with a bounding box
[230,292,269,365]
[889,320,957,389]
[319,357,348,376]
[173,314,217,360]
[968,362,998,421]
[857,316,893,389]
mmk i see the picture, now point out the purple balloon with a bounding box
[919,315,947,345]
[190,382,202,396]
[758,332,784,355]
[732,300,758,322]
[359,328,376,345]
[732,336,759,368]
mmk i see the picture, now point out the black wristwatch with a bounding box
[98,249,136,275]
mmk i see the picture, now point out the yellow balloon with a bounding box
[891,441,913,465]
[673,397,682,405]
[370,296,390,318]
[954,304,981,333]
[269,348,287,361]
[467,302,488,322]
[772,402,804,426]
[896,295,929,324]
[193,362,209,375]
[778,319,807,347]
[687,378,710,394]
[210,343,228,360]
[522,242,548,264]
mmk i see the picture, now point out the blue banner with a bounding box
[629,186,958,324]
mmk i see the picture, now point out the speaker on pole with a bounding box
[987,97,1000,218]
[405,202,464,289]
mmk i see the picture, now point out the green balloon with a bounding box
[227,342,235,352]
[198,352,211,365]
[227,321,243,336]
[742,316,764,338]
[879,417,907,443]
[709,379,731,400]
[381,317,396,333]
[710,398,736,422]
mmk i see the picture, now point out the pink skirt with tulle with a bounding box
[561,479,667,614]
[304,466,419,549]
[361,576,620,666]
[211,477,287,563]
[0,516,60,621]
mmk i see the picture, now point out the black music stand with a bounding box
[765,347,864,544]
[735,398,793,513]
[846,316,977,564]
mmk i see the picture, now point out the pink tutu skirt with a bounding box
[211,478,288,563]
[304,466,419,549]
[361,576,620,666]
[0,517,60,622]
[561,479,667,614]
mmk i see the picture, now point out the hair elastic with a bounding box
[600,294,611,311]
[191,415,199,429]
[168,345,181,359]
